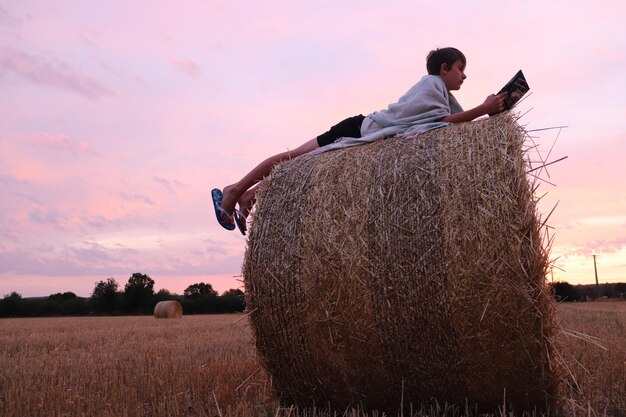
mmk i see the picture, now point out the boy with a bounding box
[212,47,507,234]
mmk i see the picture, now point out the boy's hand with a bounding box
[484,92,508,115]
[440,91,509,123]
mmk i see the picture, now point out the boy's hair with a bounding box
[426,47,466,75]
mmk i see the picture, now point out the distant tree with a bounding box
[124,273,155,313]
[93,278,119,298]
[91,278,119,313]
[59,297,87,315]
[576,285,597,301]
[222,288,244,298]
[1,292,23,316]
[124,273,155,297]
[220,289,245,312]
[49,293,62,302]
[4,291,22,300]
[184,282,217,299]
[45,292,84,315]
[154,289,178,304]
[600,282,626,299]
[180,283,219,314]
[550,281,580,301]
[49,292,77,302]
[156,288,173,297]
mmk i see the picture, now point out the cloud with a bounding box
[0,247,117,277]
[80,215,117,230]
[15,190,42,205]
[0,46,113,100]
[561,214,626,230]
[28,209,65,227]
[20,134,100,157]
[0,174,26,187]
[0,237,241,278]
[153,176,184,193]
[69,242,114,264]
[558,237,626,258]
[579,215,626,227]
[0,6,20,28]
[0,225,19,243]
[119,192,155,206]
[168,58,201,78]
[581,238,626,256]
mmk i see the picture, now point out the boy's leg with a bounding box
[219,138,319,223]
[237,183,259,218]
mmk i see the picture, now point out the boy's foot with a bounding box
[234,210,247,236]
[237,188,256,219]
[220,184,238,222]
[211,188,235,231]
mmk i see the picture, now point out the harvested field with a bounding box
[556,301,626,416]
[0,304,623,417]
[0,315,267,417]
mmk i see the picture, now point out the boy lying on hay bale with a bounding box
[211,47,507,235]
[214,47,561,413]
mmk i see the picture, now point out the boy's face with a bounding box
[440,60,466,91]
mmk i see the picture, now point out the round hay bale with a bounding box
[243,114,560,413]
[153,300,183,319]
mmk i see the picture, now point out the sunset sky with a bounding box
[1,0,624,297]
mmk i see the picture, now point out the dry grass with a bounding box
[0,315,269,417]
[0,304,623,417]
[556,301,626,417]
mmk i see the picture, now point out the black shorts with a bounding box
[316,114,365,147]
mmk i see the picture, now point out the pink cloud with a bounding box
[580,238,626,256]
[20,134,100,156]
[557,237,626,259]
[119,192,155,206]
[0,225,19,243]
[152,176,184,194]
[0,236,242,280]
[28,209,65,228]
[0,6,20,28]
[2,156,48,182]
[0,46,113,99]
[168,58,201,78]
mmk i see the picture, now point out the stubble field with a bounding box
[0,301,624,417]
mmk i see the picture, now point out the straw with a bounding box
[243,113,561,414]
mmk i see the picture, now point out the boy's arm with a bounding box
[440,92,507,123]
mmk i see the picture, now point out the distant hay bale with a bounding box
[153,300,183,319]
[243,114,561,413]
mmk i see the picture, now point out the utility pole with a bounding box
[593,254,599,299]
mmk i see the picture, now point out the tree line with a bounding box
[0,272,245,318]
[3,276,623,317]
[549,281,626,302]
